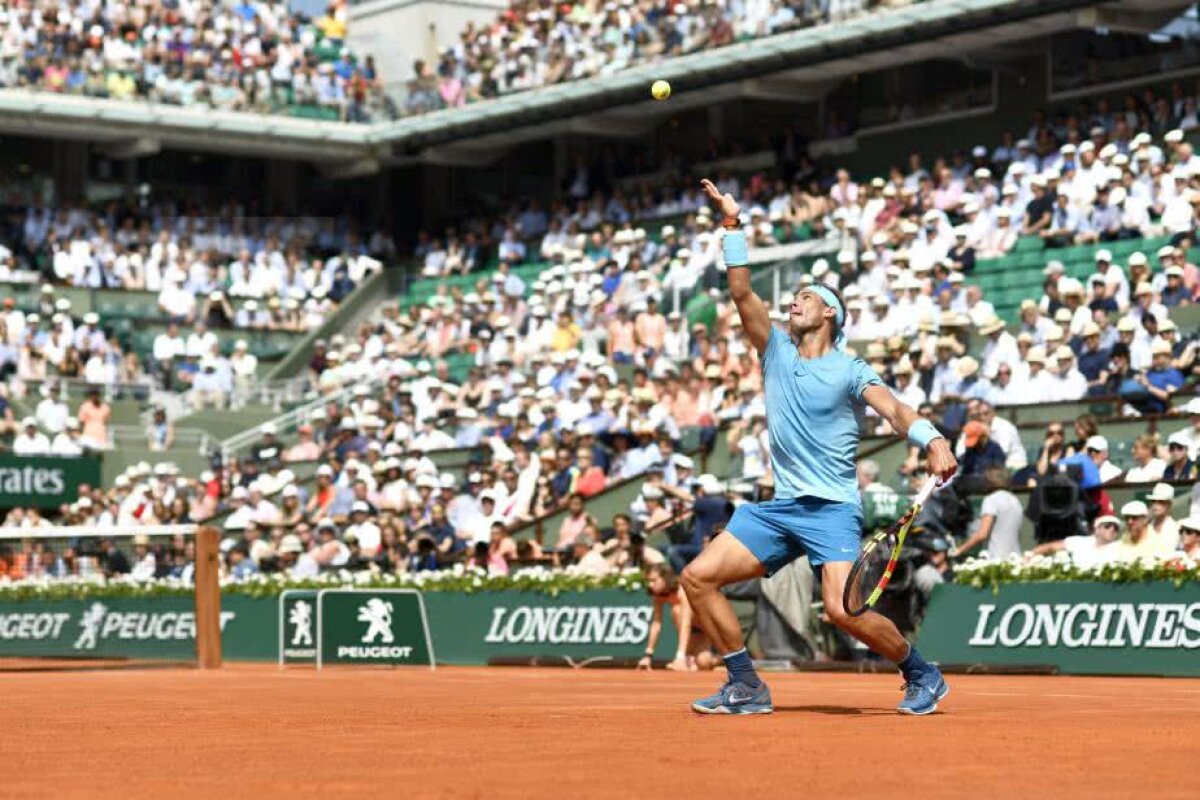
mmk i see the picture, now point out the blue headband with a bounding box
[807,285,847,351]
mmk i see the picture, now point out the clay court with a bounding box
[3,666,1196,799]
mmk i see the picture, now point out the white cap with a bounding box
[1120,500,1148,517]
[1085,435,1108,452]
[1146,483,1175,502]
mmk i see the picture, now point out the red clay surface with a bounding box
[2,665,1196,799]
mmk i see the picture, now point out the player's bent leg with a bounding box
[820,561,949,716]
[680,533,765,654]
[682,533,773,715]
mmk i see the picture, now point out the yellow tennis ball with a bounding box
[651,80,671,100]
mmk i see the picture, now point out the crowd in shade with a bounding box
[404,0,917,115]
[0,198,392,415]
[0,0,393,122]
[2,87,1200,586]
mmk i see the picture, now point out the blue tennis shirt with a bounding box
[760,326,882,505]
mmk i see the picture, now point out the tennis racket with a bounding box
[842,476,939,617]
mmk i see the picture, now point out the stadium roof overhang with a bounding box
[0,0,1187,175]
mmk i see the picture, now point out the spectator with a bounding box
[13,417,51,455]
[555,493,594,551]
[957,421,1006,486]
[130,534,156,581]
[1164,430,1198,481]
[277,534,320,578]
[1124,434,1167,483]
[147,407,174,452]
[1113,500,1173,562]
[1180,516,1200,558]
[76,387,110,449]
[1130,341,1185,414]
[668,474,730,572]
[35,384,69,435]
[1031,514,1122,568]
[952,466,1023,560]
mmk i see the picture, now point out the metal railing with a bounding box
[15,377,155,405]
[109,424,212,455]
[228,376,313,412]
[216,374,384,460]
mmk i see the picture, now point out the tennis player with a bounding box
[684,179,958,716]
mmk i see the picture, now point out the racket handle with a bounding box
[914,475,939,506]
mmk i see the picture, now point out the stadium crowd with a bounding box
[0,0,393,122]
[0,198,390,416]
[1,84,1200,589]
[403,0,916,115]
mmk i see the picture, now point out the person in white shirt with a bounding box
[130,534,157,581]
[890,358,926,410]
[1145,482,1180,551]
[979,317,1019,379]
[1049,346,1088,401]
[1129,282,1168,327]
[1124,434,1167,483]
[35,384,70,434]
[1031,514,1122,568]
[185,321,219,358]
[229,340,258,388]
[245,483,280,526]
[158,279,195,320]
[1093,249,1130,308]
[1160,172,1195,234]
[278,533,320,579]
[990,362,1023,406]
[1012,347,1056,404]
[12,418,51,455]
[51,418,85,456]
[928,338,962,403]
[222,487,255,531]
[964,285,996,328]
[152,321,186,377]
[343,501,382,556]
[412,417,456,451]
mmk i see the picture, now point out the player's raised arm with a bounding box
[862,384,958,483]
[700,178,771,355]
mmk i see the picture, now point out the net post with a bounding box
[194,525,223,669]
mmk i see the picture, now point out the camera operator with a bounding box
[913,536,954,606]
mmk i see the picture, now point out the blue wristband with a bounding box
[907,418,943,450]
[722,230,748,267]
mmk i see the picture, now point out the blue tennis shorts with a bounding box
[726,496,863,576]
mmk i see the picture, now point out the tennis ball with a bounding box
[651,80,671,101]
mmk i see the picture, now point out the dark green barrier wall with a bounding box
[0,589,675,665]
[917,582,1200,677]
[0,595,275,660]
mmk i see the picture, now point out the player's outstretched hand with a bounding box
[700,178,740,220]
[926,438,959,485]
[636,655,652,671]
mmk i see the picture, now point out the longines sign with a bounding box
[918,582,1200,676]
